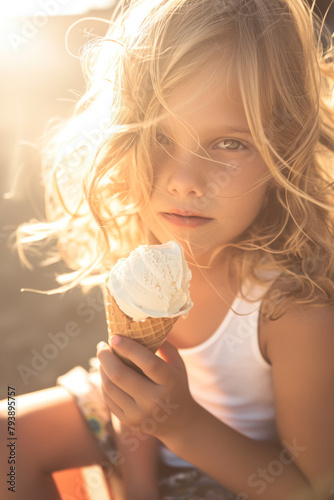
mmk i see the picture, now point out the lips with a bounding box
[160,209,214,228]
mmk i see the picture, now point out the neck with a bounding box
[187,251,238,297]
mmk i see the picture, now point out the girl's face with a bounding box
[139,65,269,261]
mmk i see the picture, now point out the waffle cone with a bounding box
[105,286,179,355]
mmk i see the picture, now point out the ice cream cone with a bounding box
[105,286,178,369]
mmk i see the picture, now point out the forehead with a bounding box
[161,63,250,136]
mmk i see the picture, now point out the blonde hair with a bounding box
[17,0,334,317]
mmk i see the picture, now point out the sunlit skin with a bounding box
[139,64,269,266]
[134,66,271,350]
[1,51,332,500]
[133,66,271,349]
[1,3,334,500]
[97,66,334,500]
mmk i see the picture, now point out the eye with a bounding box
[155,133,171,146]
[214,139,248,151]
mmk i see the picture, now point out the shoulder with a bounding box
[259,290,334,495]
[260,285,334,366]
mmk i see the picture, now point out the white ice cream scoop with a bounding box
[107,241,193,321]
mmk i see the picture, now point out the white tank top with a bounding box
[160,277,279,467]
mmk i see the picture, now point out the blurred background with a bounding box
[0,0,118,399]
[1,0,333,399]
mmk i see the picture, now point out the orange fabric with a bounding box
[53,467,114,499]
[53,468,90,499]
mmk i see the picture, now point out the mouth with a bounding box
[160,210,214,228]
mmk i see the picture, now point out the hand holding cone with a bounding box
[105,285,179,371]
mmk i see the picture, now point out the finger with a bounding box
[101,385,125,422]
[99,363,135,412]
[110,335,171,385]
[157,341,185,371]
[97,340,155,396]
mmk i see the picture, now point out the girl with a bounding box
[1,0,334,499]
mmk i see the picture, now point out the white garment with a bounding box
[160,277,279,467]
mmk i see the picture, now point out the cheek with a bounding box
[138,205,153,226]
[216,163,268,220]
[139,205,163,237]
[217,156,268,198]
[228,181,267,210]
[225,186,268,230]
[151,148,167,178]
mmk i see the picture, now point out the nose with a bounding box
[166,154,205,199]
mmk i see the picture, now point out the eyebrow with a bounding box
[160,123,253,138]
[218,126,252,137]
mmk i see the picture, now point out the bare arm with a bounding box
[100,369,160,500]
[163,305,334,500]
[97,304,334,500]
[0,387,107,500]
[263,304,334,499]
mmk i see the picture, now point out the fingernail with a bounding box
[97,341,108,353]
[111,335,122,346]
